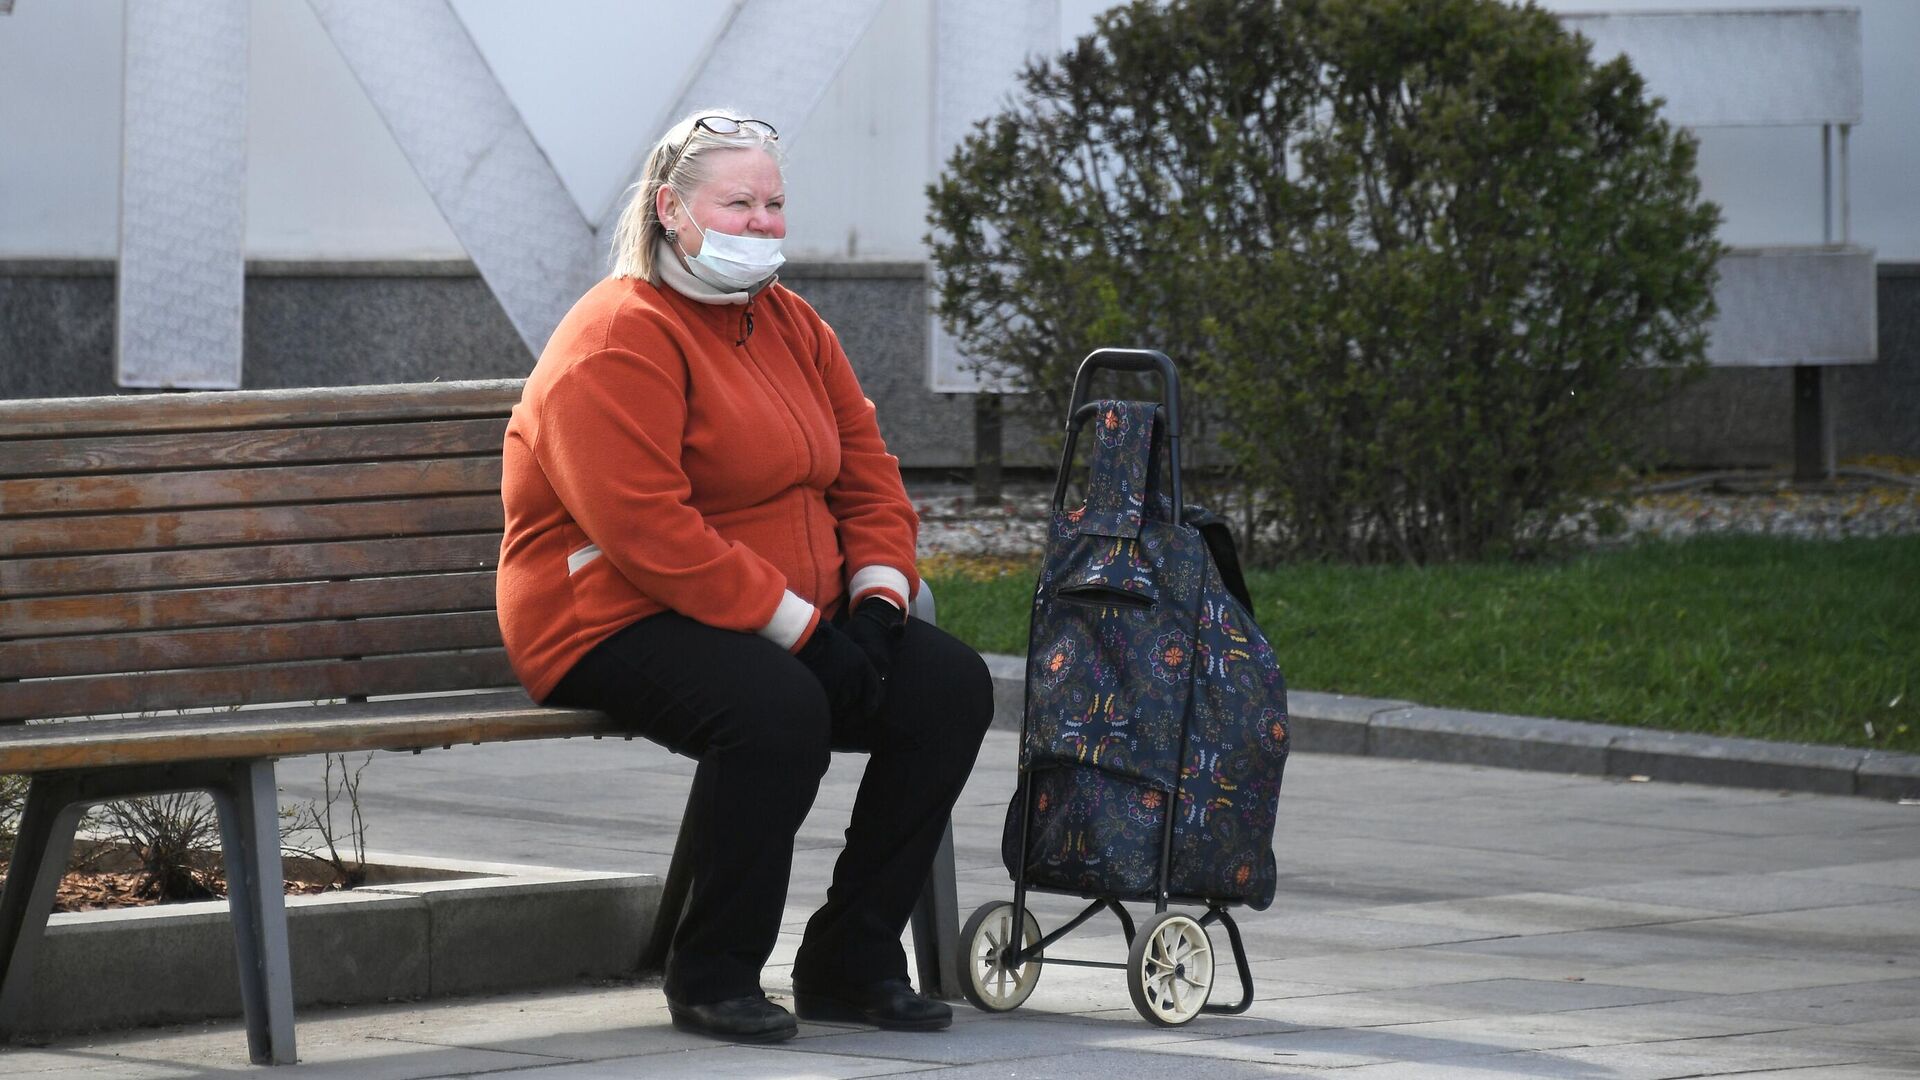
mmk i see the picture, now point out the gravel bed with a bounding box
[907,476,1920,558]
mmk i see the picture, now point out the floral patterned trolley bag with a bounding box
[955,349,1289,1027]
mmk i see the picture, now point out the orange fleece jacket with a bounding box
[496,274,920,702]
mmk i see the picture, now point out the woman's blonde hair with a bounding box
[609,108,784,282]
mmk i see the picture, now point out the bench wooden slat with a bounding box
[0,380,522,439]
[0,650,518,723]
[0,611,503,680]
[0,496,504,559]
[0,457,502,517]
[0,572,498,639]
[0,693,609,773]
[0,534,500,599]
[0,418,509,479]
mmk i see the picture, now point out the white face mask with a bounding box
[671,188,785,291]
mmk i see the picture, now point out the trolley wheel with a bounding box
[1127,911,1214,1026]
[957,900,1043,1012]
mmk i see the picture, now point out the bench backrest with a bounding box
[0,381,525,723]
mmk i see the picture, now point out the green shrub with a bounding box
[928,0,1722,562]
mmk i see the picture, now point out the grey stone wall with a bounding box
[2,258,1913,468]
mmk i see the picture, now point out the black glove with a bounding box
[843,596,907,681]
[796,619,884,718]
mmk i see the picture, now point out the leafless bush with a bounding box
[99,792,223,901]
[280,753,372,888]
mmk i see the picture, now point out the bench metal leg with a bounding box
[0,761,296,1064]
[910,819,963,1000]
[209,760,297,1065]
[639,810,696,972]
[0,774,90,1039]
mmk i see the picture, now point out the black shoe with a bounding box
[667,993,798,1043]
[793,977,952,1031]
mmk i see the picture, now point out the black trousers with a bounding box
[547,608,994,1005]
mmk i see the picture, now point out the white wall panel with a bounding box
[116,0,247,389]
[1706,246,1877,366]
[1562,10,1861,127]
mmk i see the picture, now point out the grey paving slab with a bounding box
[1700,1066,1920,1080]
[1574,870,1920,915]
[1339,1006,1803,1053]
[1807,1016,1920,1054]
[1675,976,1920,1025]
[0,1034,555,1079]
[484,1044,945,1079]
[792,1012,1221,1065]
[1139,1020,1563,1069]
[1248,947,1593,994]
[896,1047,1302,1079]
[1428,924,1791,966]
[1662,901,1920,959]
[1583,955,1920,994]
[1350,892,1731,934]
[1495,1031,1916,1080]
[1243,910,1507,957]
[1584,792,1920,838]
[1619,823,1920,875]
[1233,987,1543,1029]
[1779,855,1920,889]
[1365,976,1707,1016]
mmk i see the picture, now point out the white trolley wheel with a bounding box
[957,900,1044,1012]
[1127,910,1215,1026]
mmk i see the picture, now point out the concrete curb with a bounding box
[983,653,1920,800]
[20,853,661,1036]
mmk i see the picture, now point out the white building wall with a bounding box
[0,0,1914,262]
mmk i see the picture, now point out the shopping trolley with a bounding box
[955,348,1290,1026]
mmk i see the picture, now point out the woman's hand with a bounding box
[796,620,884,718]
[844,596,906,681]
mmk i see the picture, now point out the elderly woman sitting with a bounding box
[495,109,994,1043]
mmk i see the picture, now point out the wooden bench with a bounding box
[0,380,958,1064]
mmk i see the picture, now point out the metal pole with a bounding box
[1793,366,1833,483]
[1838,124,1851,245]
[1820,124,1833,245]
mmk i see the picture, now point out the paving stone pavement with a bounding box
[7,732,1919,1078]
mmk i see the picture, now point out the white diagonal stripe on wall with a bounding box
[309,0,599,358]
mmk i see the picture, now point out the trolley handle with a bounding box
[1064,348,1181,438]
[1051,348,1183,524]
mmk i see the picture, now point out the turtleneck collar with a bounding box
[652,239,776,307]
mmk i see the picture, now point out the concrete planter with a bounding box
[18,853,661,1036]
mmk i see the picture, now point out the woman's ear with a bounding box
[655,186,680,230]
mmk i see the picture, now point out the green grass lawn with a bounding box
[920,536,1920,753]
